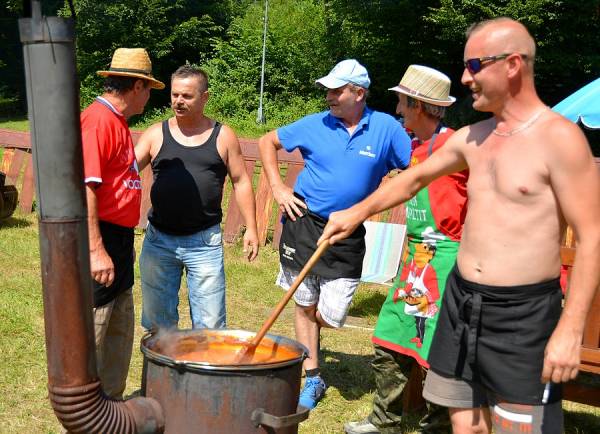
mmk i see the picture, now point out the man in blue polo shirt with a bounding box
[259,59,412,409]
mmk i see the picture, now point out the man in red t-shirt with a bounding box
[81,48,164,399]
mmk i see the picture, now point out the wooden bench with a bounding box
[0,129,34,213]
[2,127,598,408]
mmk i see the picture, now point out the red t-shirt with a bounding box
[410,128,469,241]
[81,99,141,228]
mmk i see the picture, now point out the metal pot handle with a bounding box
[251,406,310,429]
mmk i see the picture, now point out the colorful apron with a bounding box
[372,127,468,367]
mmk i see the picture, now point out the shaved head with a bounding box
[467,17,536,62]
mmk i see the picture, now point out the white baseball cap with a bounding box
[315,59,371,89]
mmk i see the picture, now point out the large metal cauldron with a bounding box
[141,329,309,434]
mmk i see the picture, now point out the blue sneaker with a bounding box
[298,376,327,409]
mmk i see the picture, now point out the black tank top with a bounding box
[148,120,227,235]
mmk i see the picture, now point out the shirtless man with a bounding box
[136,65,259,331]
[320,17,600,434]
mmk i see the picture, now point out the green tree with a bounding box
[204,0,331,128]
[426,0,600,124]
[67,0,247,108]
[1,0,70,114]
[322,0,442,112]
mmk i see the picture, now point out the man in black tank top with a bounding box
[135,65,259,331]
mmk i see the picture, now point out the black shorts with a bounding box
[279,205,365,279]
[93,221,135,308]
[427,266,563,404]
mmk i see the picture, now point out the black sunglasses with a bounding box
[464,53,527,74]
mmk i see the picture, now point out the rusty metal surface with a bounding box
[20,8,164,431]
[145,359,302,434]
[39,221,97,385]
[143,329,305,434]
[49,381,164,434]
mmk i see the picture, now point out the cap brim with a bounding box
[388,86,455,107]
[97,70,165,90]
[315,75,349,89]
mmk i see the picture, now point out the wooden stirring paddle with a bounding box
[234,239,331,363]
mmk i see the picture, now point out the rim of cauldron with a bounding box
[140,328,309,372]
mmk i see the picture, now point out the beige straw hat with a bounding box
[97,48,165,90]
[388,65,455,107]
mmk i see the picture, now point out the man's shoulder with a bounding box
[303,110,330,122]
[215,121,240,144]
[365,108,403,132]
[142,119,167,137]
[277,111,330,139]
[81,100,124,132]
[81,100,108,121]
[541,110,580,136]
[283,111,329,128]
[454,118,493,146]
[536,110,590,157]
[367,108,396,122]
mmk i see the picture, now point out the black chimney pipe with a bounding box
[18,2,164,432]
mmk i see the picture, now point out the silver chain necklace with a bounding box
[492,107,548,137]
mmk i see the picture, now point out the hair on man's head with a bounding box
[171,65,209,92]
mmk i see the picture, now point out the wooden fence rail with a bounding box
[0,128,405,244]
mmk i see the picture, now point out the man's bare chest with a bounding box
[465,140,550,203]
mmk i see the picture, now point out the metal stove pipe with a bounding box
[18,3,163,433]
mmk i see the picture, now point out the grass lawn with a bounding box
[1,211,599,433]
[0,110,271,139]
[0,117,29,131]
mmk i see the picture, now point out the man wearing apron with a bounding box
[325,18,600,434]
[345,65,468,434]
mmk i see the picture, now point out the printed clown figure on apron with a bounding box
[372,125,468,367]
[393,228,445,348]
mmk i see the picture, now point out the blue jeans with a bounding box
[140,222,226,330]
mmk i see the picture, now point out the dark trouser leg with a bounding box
[416,317,426,342]
[369,344,414,431]
[418,377,451,433]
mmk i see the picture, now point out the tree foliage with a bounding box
[203,0,331,126]
[68,0,245,108]
[2,0,599,135]
[426,0,600,119]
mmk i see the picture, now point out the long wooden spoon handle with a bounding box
[250,240,330,348]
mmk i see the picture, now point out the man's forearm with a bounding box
[258,135,284,189]
[232,178,258,233]
[560,236,600,332]
[355,171,424,220]
[85,185,103,252]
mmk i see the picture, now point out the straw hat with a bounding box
[97,48,165,90]
[388,65,455,107]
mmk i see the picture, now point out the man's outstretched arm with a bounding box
[319,130,468,245]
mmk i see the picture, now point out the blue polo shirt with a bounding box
[277,107,411,219]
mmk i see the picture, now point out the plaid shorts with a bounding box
[276,264,360,328]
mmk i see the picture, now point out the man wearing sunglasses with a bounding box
[321,17,600,434]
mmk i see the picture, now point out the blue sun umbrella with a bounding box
[553,77,600,129]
